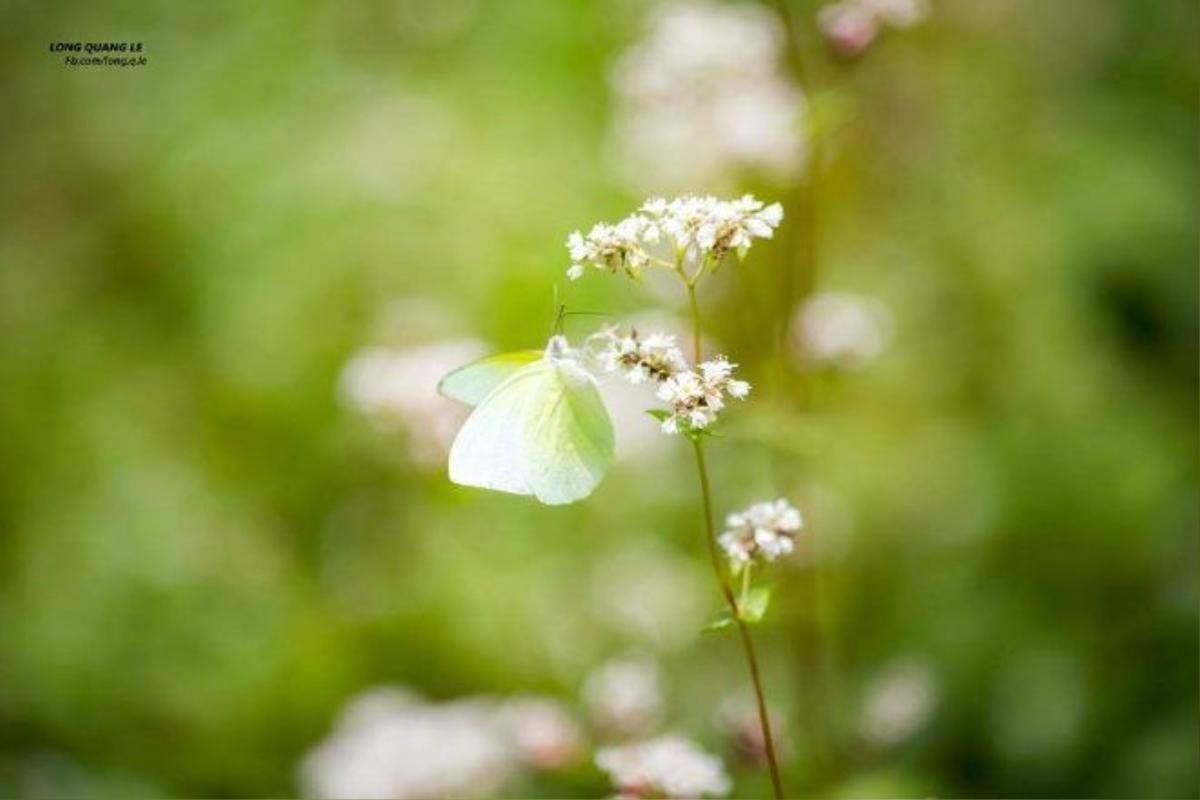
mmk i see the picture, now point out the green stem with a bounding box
[683,286,785,799]
[686,285,703,363]
[691,442,785,800]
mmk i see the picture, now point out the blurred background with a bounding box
[1,0,1196,797]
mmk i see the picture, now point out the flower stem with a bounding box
[683,285,785,799]
[686,285,703,363]
[691,441,785,799]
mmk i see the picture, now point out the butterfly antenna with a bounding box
[561,310,615,318]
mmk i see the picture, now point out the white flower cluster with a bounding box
[818,0,928,58]
[592,327,689,384]
[567,195,783,281]
[718,499,803,567]
[596,735,731,799]
[566,217,652,281]
[496,696,585,771]
[790,291,892,370]
[299,688,512,800]
[299,687,583,800]
[611,0,805,191]
[656,357,750,434]
[591,327,750,435]
[584,657,664,739]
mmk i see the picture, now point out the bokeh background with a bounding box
[1,0,1197,797]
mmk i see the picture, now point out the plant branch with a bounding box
[683,286,785,799]
[691,441,785,800]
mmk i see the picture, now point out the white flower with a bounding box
[590,326,688,384]
[565,216,653,280]
[642,194,783,262]
[859,659,938,748]
[655,356,750,435]
[299,688,515,800]
[718,499,803,566]
[596,735,731,798]
[566,196,783,280]
[610,0,806,191]
[339,339,485,467]
[790,291,892,370]
[583,658,663,739]
[818,0,927,57]
[496,697,584,771]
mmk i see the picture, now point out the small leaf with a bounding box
[703,613,735,633]
[739,586,771,623]
[684,424,722,443]
[645,408,671,422]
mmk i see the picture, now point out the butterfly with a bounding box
[437,335,614,505]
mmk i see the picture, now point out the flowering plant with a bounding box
[439,193,800,797]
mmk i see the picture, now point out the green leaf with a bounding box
[703,613,735,633]
[739,586,771,623]
[683,423,722,443]
[645,408,671,422]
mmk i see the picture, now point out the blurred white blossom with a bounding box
[596,735,731,798]
[859,659,938,748]
[567,195,783,282]
[790,291,892,370]
[339,339,485,466]
[496,696,585,770]
[300,688,585,799]
[299,688,514,800]
[818,0,928,58]
[611,0,805,191]
[716,693,787,767]
[718,499,803,567]
[584,657,664,739]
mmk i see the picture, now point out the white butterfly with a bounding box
[438,336,615,505]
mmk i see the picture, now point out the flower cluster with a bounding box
[566,217,652,281]
[655,357,750,434]
[818,0,928,58]
[596,735,731,799]
[718,499,803,567]
[591,327,689,384]
[611,0,805,191]
[299,688,515,800]
[566,195,783,281]
[584,657,664,739]
[299,686,585,800]
[591,326,750,435]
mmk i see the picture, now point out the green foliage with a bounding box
[738,586,772,624]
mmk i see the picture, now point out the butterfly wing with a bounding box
[437,350,543,406]
[523,362,614,505]
[448,360,614,505]
[448,362,546,497]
